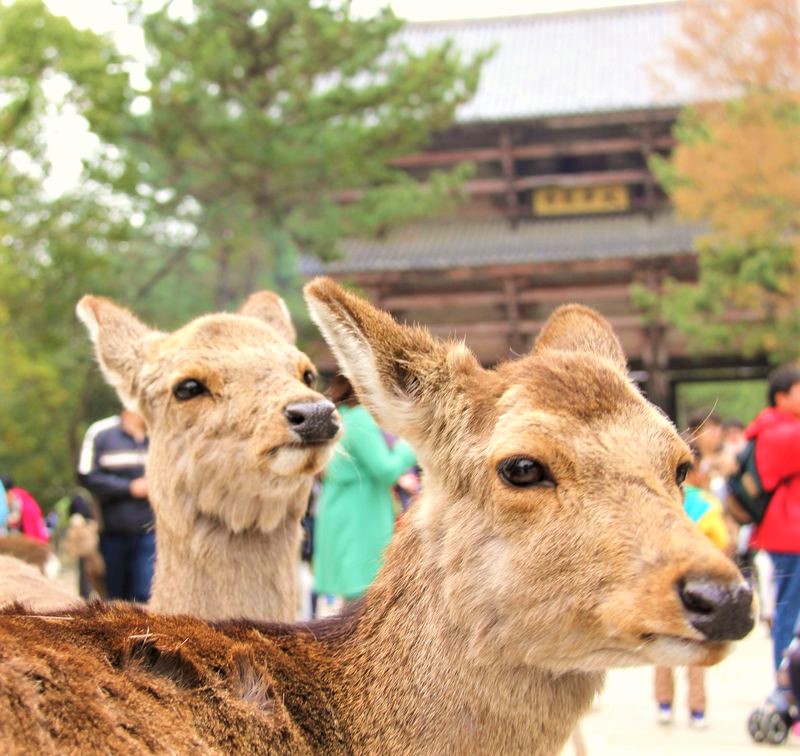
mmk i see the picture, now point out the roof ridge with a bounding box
[402,1,680,30]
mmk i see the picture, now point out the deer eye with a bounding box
[498,457,555,489]
[302,370,316,388]
[675,461,692,486]
[173,379,209,401]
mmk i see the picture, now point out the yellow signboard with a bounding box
[533,185,630,216]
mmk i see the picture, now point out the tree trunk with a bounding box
[215,242,234,309]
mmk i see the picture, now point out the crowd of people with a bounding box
[0,408,153,603]
[650,364,800,740]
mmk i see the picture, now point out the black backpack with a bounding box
[727,439,774,524]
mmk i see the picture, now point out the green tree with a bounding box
[119,0,487,313]
[676,379,766,429]
[0,0,134,501]
[647,0,800,361]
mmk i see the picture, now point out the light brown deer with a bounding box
[74,291,340,621]
[0,556,81,613]
[0,279,753,755]
[0,534,55,576]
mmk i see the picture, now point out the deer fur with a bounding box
[0,556,80,613]
[0,534,54,575]
[74,292,340,621]
[61,514,107,598]
[0,278,753,754]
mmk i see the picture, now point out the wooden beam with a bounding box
[540,107,680,129]
[461,168,652,196]
[513,135,674,160]
[466,168,650,194]
[381,283,637,311]
[392,146,506,167]
[390,135,675,169]
[383,290,505,310]
[341,253,696,286]
[460,177,509,195]
[426,314,644,337]
[513,168,650,191]
[516,283,634,304]
[340,157,659,203]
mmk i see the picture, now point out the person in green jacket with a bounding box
[313,375,417,602]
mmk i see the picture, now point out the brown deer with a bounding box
[0,278,753,754]
[74,291,340,621]
[0,534,55,576]
[0,556,81,613]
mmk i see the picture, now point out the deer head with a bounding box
[77,293,340,538]
[305,278,753,674]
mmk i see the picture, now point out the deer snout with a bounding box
[678,578,754,642]
[284,400,339,443]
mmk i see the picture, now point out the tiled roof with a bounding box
[302,213,702,275]
[397,2,699,123]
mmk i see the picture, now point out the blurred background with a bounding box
[1,2,798,749]
[3,0,797,501]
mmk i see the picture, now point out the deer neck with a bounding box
[328,501,603,755]
[148,482,308,623]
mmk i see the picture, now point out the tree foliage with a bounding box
[650,0,800,360]
[676,379,766,429]
[119,0,486,311]
[0,0,135,501]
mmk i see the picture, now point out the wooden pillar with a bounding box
[640,265,670,414]
[503,278,525,355]
[639,123,657,220]
[499,129,521,228]
[666,379,678,425]
[644,322,670,414]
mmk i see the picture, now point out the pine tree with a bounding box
[120,0,487,310]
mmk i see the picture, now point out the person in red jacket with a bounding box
[748,365,800,670]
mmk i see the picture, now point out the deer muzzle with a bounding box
[284,400,340,444]
[677,578,754,642]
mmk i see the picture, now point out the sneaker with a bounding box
[689,711,708,729]
[658,703,673,725]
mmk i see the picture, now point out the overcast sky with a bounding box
[47,0,671,38]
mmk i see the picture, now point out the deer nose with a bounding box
[284,400,339,443]
[678,578,754,641]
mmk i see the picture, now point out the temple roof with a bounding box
[398,2,698,123]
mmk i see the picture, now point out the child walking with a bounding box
[654,442,730,728]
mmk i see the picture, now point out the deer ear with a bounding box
[76,296,156,412]
[534,304,627,370]
[239,292,296,343]
[304,277,481,440]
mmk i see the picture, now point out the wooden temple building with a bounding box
[303,3,770,416]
